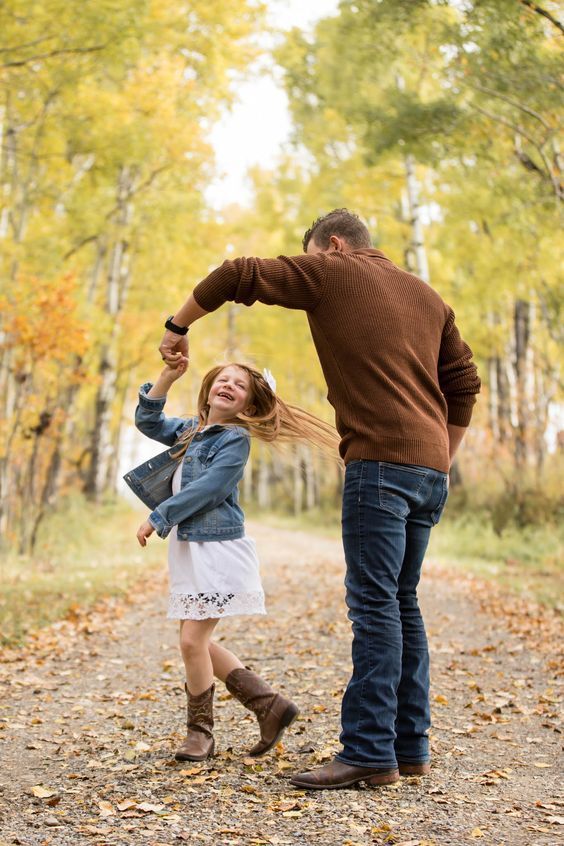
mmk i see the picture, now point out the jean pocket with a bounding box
[378,462,428,518]
[430,475,449,525]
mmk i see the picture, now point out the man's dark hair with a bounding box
[302,208,372,252]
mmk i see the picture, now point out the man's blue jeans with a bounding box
[336,460,449,769]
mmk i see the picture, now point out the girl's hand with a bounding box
[160,357,188,382]
[137,520,155,547]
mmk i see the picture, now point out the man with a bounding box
[159,208,481,789]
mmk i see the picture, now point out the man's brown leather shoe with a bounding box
[290,759,400,790]
[398,762,430,776]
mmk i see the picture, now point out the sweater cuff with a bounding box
[138,382,167,410]
[446,401,475,427]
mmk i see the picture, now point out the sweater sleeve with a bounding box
[192,253,328,313]
[438,310,481,427]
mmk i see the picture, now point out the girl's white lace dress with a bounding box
[167,458,266,620]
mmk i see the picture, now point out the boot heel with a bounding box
[398,762,430,776]
[364,769,400,787]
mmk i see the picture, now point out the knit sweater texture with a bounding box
[193,249,481,472]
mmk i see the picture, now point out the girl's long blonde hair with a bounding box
[172,363,340,459]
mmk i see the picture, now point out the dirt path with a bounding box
[0,523,562,846]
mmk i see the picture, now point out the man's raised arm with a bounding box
[159,252,328,365]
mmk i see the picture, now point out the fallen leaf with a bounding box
[271,801,302,812]
[31,785,57,798]
[117,799,137,811]
[136,802,165,814]
[98,800,115,817]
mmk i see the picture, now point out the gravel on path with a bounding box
[0,522,562,846]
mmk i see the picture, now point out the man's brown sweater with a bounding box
[193,248,481,473]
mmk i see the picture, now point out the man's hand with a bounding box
[159,329,189,368]
[137,520,155,547]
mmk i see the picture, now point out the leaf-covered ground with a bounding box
[0,523,562,846]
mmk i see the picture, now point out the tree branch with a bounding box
[472,104,562,199]
[63,234,100,261]
[519,0,564,34]
[1,44,108,69]
[470,82,553,131]
[0,37,55,55]
[103,164,171,222]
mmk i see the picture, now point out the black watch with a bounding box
[164,316,189,336]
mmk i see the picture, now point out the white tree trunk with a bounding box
[403,154,430,283]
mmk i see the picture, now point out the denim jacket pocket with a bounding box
[378,462,428,519]
[123,448,181,510]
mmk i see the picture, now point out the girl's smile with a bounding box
[207,365,253,423]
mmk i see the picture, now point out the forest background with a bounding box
[1,0,562,642]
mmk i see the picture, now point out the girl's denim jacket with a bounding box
[123,383,250,542]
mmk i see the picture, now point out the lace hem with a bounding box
[167,591,266,620]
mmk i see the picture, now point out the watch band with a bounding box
[164,316,189,336]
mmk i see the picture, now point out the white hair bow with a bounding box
[262,368,277,393]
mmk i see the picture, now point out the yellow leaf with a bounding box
[471,828,485,838]
[98,801,115,817]
[32,786,56,799]
[117,799,137,811]
[434,694,449,705]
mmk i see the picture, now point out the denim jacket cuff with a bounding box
[138,382,167,410]
[148,509,171,539]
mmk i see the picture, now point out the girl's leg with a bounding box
[209,640,244,682]
[179,619,219,694]
[175,618,219,762]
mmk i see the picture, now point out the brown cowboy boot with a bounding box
[174,683,215,762]
[290,759,400,790]
[225,667,299,757]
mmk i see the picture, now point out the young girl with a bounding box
[125,359,339,763]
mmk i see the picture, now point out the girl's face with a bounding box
[207,365,253,422]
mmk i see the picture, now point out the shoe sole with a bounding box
[290,770,400,790]
[250,704,300,757]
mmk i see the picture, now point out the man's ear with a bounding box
[329,235,346,251]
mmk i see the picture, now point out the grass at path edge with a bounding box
[1,498,561,646]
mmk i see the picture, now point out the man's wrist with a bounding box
[165,315,189,336]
